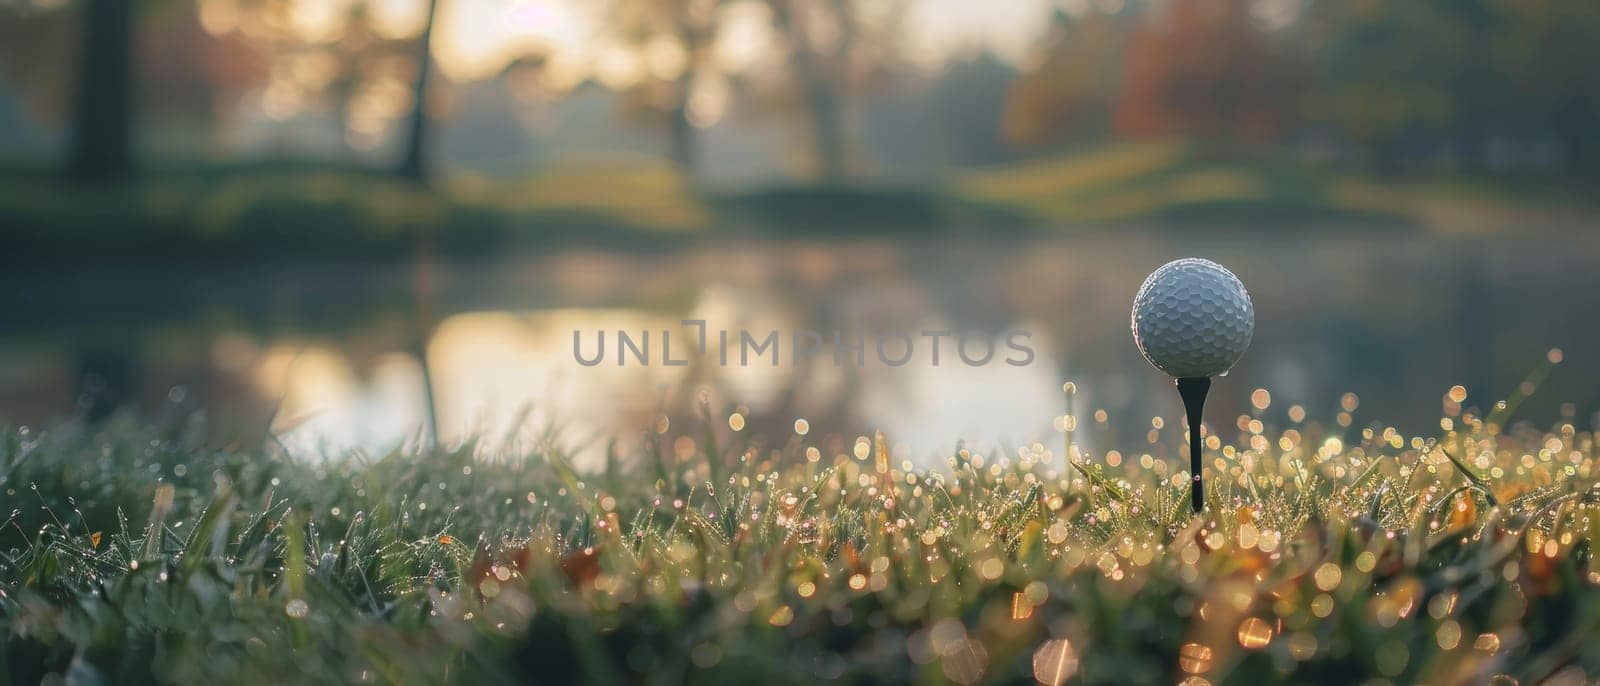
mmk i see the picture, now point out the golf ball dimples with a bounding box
[1131,258,1254,378]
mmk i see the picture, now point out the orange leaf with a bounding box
[561,547,602,588]
[1447,493,1477,530]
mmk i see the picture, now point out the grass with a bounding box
[2,386,1598,685]
[7,144,1599,268]
[0,161,704,267]
[959,140,1361,225]
[957,140,1598,230]
[450,165,710,233]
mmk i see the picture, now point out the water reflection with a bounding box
[252,345,429,456]
[428,309,686,459]
[226,303,1067,462]
[5,232,1598,463]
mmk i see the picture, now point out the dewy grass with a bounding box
[1,396,1598,685]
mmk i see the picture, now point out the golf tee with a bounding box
[1177,377,1211,513]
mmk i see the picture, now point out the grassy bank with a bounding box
[1,398,1597,684]
[959,140,1599,231]
[5,144,1597,268]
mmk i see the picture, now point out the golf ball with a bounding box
[1131,258,1254,378]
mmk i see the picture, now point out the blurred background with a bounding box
[1,0,1598,463]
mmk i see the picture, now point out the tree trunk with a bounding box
[1560,93,1593,177]
[668,72,698,174]
[397,0,441,184]
[767,0,848,183]
[1449,0,1493,174]
[67,0,134,184]
[802,74,846,182]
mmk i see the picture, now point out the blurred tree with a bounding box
[763,0,904,181]
[1436,0,1498,173]
[441,56,546,172]
[0,1,262,166]
[67,0,136,182]
[397,0,440,183]
[1302,0,1463,174]
[608,0,727,175]
[1115,0,1303,147]
[0,4,77,128]
[923,53,1017,166]
[218,0,430,158]
[861,54,1019,170]
[1488,0,1600,176]
[1002,8,1128,147]
[142,3,265,155]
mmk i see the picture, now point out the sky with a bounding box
[182,0,1059,146]
[418,0,1055,82]
[902,0,1054,66]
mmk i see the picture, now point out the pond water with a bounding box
[4,229,1596,466]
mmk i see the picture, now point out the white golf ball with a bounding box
[1131,258,1254,378]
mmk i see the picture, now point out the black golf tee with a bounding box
[1177,377,1211,513]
